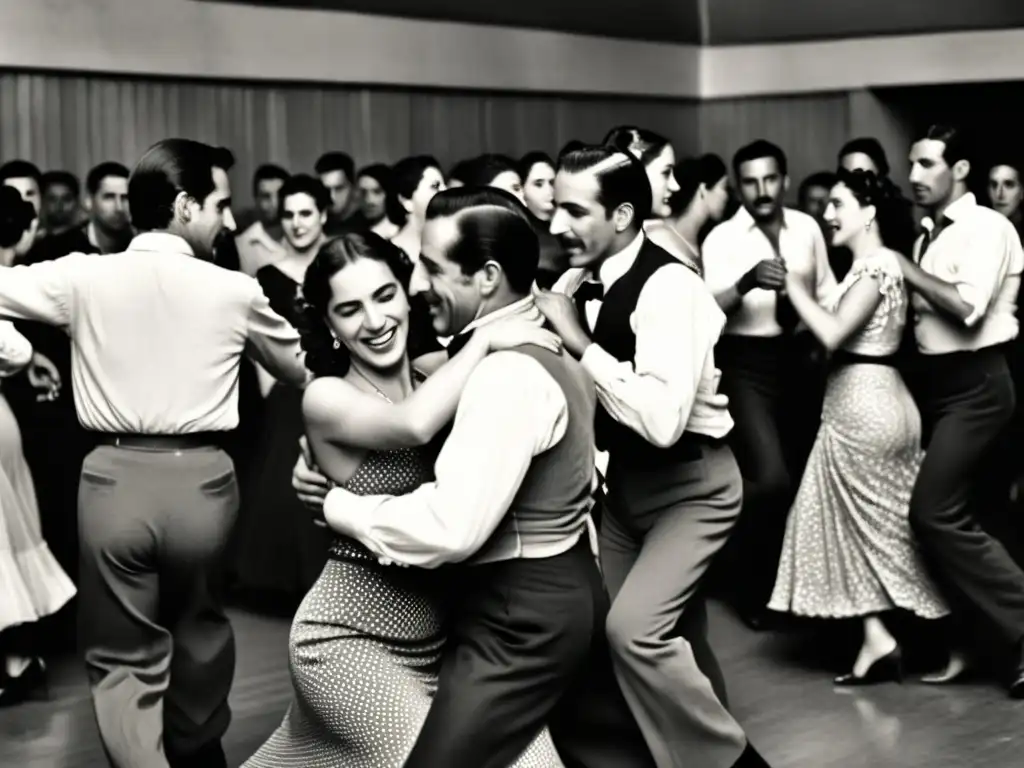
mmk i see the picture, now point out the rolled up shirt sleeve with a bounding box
[580,263,722,449]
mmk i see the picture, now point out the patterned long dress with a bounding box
[769,250,949,619]
[244,444,564,767]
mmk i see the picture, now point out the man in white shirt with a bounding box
[897,124,1024,698]
[0,139,309,767]
[535,144,770,768]
[702,139,836,628]
[296,187,653,768]
[234,163,289,277]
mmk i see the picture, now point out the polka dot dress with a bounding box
[769,252,950,620]
[244,446,564,768]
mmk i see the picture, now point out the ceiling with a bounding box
[209,0,1024,45]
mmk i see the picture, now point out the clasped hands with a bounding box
[739,257,813,296]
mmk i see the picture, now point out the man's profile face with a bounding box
[412,215,485,337]
[186,167,236,260]
[737,156,786,222]
[550,169,619,270]
[909,139,956,208]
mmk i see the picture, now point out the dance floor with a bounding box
[2,601,1022,767]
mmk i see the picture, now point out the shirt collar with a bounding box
[462,295,541,336]
[921,192,976,232]
[733,205,793,231]
[127,232,194,257]
[597,231,645,291]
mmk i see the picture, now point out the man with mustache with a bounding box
[701,139,836,630]
[534,144,771,768]
[896,124,1024,696]
[294,187,655,768]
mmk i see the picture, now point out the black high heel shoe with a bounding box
[834,646,903,687]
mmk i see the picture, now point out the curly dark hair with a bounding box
[0,186,37,249]
[295,231,414,379]
[835,168,914,252]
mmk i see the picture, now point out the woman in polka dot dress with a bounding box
[244,232,565,767]
[766,170,957,685]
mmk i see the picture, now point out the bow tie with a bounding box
[574,280,603,305]
[446,330,475,359]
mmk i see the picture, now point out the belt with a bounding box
[97,433,223,451]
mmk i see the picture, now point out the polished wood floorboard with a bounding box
[2,601,1023,767]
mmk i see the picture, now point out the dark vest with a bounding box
[590,239,702,468]
[469,344,595,564]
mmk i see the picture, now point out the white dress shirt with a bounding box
[553,232,733,443]
[912,193,1023,354]
[0,233,307,433]
[0,321,33,378]
[323,296,584,569]
[703,206,837,337]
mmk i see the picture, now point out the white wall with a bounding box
[3,1,1024,100]
[701,28,1024,98]
[0,0,702,98]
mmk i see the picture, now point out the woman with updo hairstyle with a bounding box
[768,169,961,686]
[654,153,729,275]
[387,155,446,261]
[244,230,561,768]
[518,151,568,288]
[234,173,334,607]
[0,185,75,705]
[602,126,714,275]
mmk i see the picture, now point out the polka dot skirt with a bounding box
[244,446,564,767]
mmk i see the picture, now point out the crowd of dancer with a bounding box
[0,118,1023,768]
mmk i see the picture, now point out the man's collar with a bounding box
[921,192,976,232]
[596,231,645,290]
[461,295,540,336]
[127,232,194,257]
[733,205,791,230]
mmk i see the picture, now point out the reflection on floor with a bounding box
[2,601,1022,767]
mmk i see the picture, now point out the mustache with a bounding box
[557,233,585,249]
[753,196,775,207]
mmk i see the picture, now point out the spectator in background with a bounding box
[315,151,359,234]
[236,163,290,277]
[40,171,82,237]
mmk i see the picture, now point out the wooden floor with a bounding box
[2,601,1023,767]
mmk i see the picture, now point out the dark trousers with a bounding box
[909,348,1024,647]
[602,443,746,768]
[403,539,654,768]
[78,445,238,768]
[713,335,796,613]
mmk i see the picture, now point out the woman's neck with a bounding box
[847,228,884,262]
[673,206,706,250]
[348,356,414,403]
[393,220,422,258]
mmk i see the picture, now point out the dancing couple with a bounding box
[246,187,653,768]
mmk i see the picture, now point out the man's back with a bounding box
[0,232,303,434]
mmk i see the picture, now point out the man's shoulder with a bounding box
[468,348,570,400]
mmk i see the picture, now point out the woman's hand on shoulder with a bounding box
[473,320,562,356]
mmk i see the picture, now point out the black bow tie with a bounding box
[574,280,603,304]
[446,330,475,359]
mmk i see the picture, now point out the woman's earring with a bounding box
[332,337,341,350]
[865,220,874,232]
